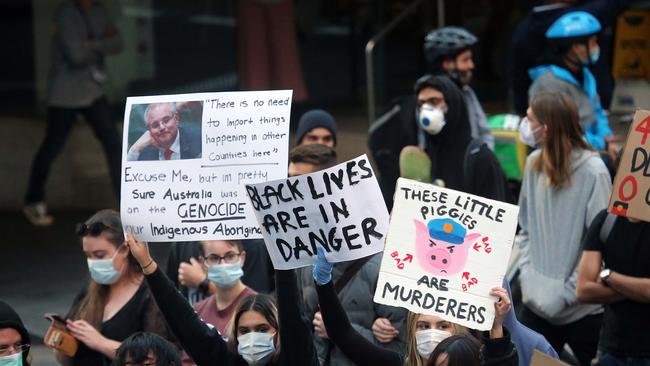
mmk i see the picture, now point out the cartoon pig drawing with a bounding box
[414,218,481,276]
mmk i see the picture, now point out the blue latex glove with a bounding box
[313,246,333,285]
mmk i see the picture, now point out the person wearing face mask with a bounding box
[0,302,31,366]
[424,26,494,150]
[311,247,518,366]
[125,235,319,366]
[180,240,256,365]
[56,209,174,366]
[528,11,620,164]
[412,75,510,203]
[517,92,611,366]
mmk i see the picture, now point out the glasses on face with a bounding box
[75,222,119,237]
[0,343,29,356]
[416,97,444,109]
[148,114,176,131]
[205,252,241,265]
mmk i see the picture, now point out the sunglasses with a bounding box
[75,222,119,237]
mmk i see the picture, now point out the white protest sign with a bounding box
[245,155,389,270]
[120,90,292,241]
[373,178,519,331]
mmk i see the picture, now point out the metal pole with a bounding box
[365,0,425,126]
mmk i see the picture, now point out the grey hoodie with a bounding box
[518,148,610,325]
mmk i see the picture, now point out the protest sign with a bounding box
[245,155,389,270]
[608,109,650,221]
[530,350,568,366]
[373,178,519,331]
[120,90,292,241]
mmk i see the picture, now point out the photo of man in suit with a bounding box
[127,101,202,161]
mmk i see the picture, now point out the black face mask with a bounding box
[447,68,472,87]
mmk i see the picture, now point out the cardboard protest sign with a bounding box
[121,90,292,241]
[530,350,568,366]
[608,109,650,221]
[245,155,389,270]
[373,178,519,331]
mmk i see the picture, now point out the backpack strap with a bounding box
[599,213,617,244]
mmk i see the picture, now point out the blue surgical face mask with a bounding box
[207,262,243,288]
[589,47,600,64]
[0,352,23,366]
[87,247,123,285]
[237,332,275,365]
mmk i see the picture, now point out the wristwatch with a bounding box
[600,268,612,283]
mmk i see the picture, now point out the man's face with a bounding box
[301,127,334,148]
[288,162,319,177]
[146,103,180,149]
[442,49,474,85]
[572,35,599,64]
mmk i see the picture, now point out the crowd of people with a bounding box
[3,1,649,366]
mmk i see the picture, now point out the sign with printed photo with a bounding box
[374,178,519,331]
[608,109,650,222]
[120,90,292,241]
[245,155,389,270]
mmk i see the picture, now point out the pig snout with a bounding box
[426,247,452,270]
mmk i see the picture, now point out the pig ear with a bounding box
[414,220,428,235]
[464,233,482,243]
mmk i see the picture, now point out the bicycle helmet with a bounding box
[545,11,601,40]
[424,26,478,65]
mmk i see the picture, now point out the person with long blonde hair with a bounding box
[517,91,611,366]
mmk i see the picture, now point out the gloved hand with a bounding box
[313,246,333,285]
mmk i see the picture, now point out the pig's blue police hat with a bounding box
[427,218,466,244]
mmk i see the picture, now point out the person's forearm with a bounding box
[607,272,650,303]
[577,281,624,303]
[96,339,121,359]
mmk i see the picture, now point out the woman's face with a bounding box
[415,314,455,333]
[82,234,127,271]
[237,310,277,339]
[526,107,546,143]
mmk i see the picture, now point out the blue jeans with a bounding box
[596,352,650,366]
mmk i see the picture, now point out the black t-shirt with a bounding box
[583,210,650,357]
[67,283,173,366]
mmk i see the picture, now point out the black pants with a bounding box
[519,305,603,366]
[25,97,121,203]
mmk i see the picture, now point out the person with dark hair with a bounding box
[125,235,319,366]
[23,0,123,226]
[179,240,256,365]
[528,10,620,161]
[0,301,31,366]
[369,75,510,208]
[295,109,337,148]
[112,332,180,366]
[576,211,650,365]
[424,27,494,149]
[517,92,610,365]
[310,247,518,366]
[427,335,481,366]
[287,144,337,177]
[55,209,173,366]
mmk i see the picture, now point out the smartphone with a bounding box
[44,313,66,326]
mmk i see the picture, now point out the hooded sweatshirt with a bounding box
[0,301,31,365]
[528,65,613,150]
[518,148,610,325]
